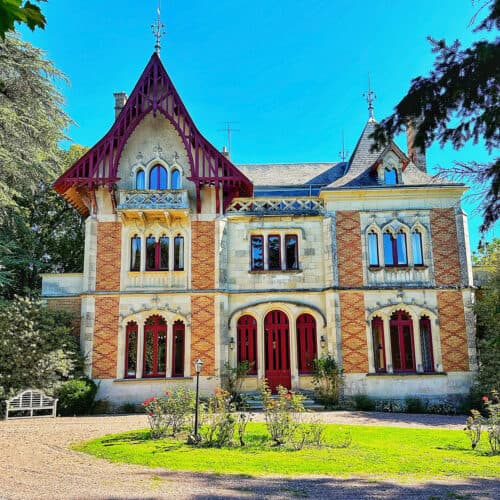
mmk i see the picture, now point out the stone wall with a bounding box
[191,221,215,290]
[437,290,469,372]
[339,291,368,373]
[96,222,121,291]
[430,208,461,286]
[92,296,120,378]
[336,211,363,287]
[191,295,215,375]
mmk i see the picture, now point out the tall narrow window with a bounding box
[296,314,317,373]
[146,235,157,271]
[237,315,257,374]
[125,321,138,378]
[384,168,397,185]
[251,236,264,270]
[371,317,386,372]
[149,164,167,190]
[172,320,185,377]
[136,169,145,190]
[159,235,169,270]
[143,315,167,377]
[396,231,408,265]
[285,235,298,270]
[383,232,395,266]
[383,231,408,266]
[268,235,281,270]
[389,311,415,371]
[174,235,184,271]
[412,231,424,265]
[419,316,434,372]
[368,232,379,266]
[130,235,141,271]
[171,169,181,189]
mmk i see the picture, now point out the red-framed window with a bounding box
[145,235,169,271]
[371,316,386,372]
[174,235,184,270]
[389,310,415,371]
[125,321,138,378]
[285,235,299,270]
[412,231,424,265]
[268,235,281,270]
[237,315,257,374]
[251,236,264,270]
[130,235,141,271]
[383,231,408,266]
[149,164,167,190]
[419,316,434,372]
[368,232,379,266]
[172,320,185,377]
[143,315,167,377]
[296,313,317,373]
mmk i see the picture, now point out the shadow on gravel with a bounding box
[135,470,500,499]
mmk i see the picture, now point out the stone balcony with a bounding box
[117,190,189,211]
[226,197,324,216]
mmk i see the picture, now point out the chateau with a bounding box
[42,51,476,405]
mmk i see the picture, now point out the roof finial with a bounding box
[362,73,377,121]
[151,0,166,56]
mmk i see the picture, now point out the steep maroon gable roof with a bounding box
[54,53,253,214]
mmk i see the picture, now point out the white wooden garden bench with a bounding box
[5,389,58,420]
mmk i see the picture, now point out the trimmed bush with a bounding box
[405,397,426,414]
[57,378,98,416]
[353,394,376,411]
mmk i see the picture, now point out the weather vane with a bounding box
[151,0,166,56]
[362,73,376,120]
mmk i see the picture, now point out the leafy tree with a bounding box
[371,0,499,232]
[0,296,82,406]
[473,237,500,265]
[0,145,87,299]
[0,0,46,39]
[0,33,71,217]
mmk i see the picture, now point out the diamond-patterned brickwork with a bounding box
[96,222,121,291]
[192,221,215,290]
[191,295,215,375]
[336,211,363,287]
[92,296,119,378]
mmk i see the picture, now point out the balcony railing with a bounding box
[226,197,324,215]
[117,190,189,210]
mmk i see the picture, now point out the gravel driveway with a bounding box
[0,412,498,499]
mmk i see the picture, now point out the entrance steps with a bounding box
[241,390,324,411]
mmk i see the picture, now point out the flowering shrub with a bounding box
[200,388,236,447]
[143,386,196,439]
[312,354,343,408]
[464,392,500,453]
[260,380,306,446]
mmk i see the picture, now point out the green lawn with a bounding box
[73,423,500,480]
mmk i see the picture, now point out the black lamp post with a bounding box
[193,358,203,441]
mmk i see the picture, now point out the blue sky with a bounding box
[20,0,498,251]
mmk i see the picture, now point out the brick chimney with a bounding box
[406,117,427,172]
[113,92,128,119]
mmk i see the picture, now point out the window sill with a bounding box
[248,269,302,274]
[368,265,429,272]
[114,377,194,383]
[366,372,446,377]
[128,270,185,275]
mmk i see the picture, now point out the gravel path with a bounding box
[0,412,498,500]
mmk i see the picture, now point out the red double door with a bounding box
[264,310,291,392]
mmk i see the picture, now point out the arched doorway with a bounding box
[264,310,291,392]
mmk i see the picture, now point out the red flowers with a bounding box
[165,390,171,396]
[285,393,291,400]
[215,388,221,395]
[142,396,156,406]
[482,396,489,402]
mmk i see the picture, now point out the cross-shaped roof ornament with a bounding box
[151,0,166,56]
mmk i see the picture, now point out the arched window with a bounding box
[384,168,398,185]
[143,315,167,377]
[125,321,138,378]
[159,235,169,270]
[174,235,184,271]
[146,235,157,271]
[171,169,181,189]
[136,169,145,190]
[389,310,415,371]
[412,230,424,265]
[368,231,379,266]
[296,314,317,373]
[172,320,185,377]
[268,235,281,270]
[130,235,141,271]
[383,230,408,266]
[419,316,434,372]
[149,164,167,190]
[237,315,257,374]
[371,317,386,372]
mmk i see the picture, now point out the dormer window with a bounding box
[171,169,181,189]
[384,168,398,185]
[136,169,145,190]
[149,164,167,190]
